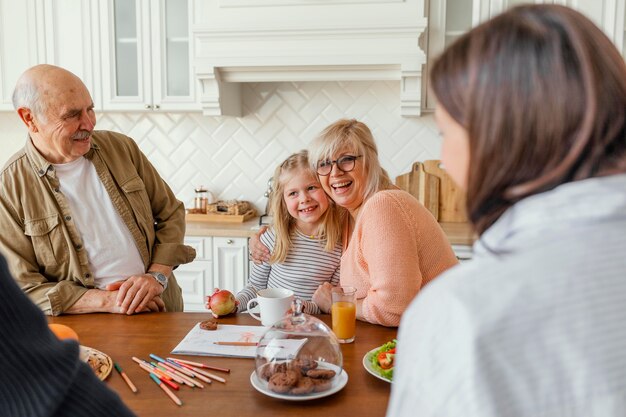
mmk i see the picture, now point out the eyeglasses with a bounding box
[316,155,362,176]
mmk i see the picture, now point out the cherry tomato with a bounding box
[377,349,395,369]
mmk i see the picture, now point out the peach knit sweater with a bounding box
[341,190,458,327]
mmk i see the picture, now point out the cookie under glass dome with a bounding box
[251,299,346,399]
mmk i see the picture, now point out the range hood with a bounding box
[192,0,428,117]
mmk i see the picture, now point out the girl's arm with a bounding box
[234,286,257,313]
[301,300,322,315]
[236,260,271,312]
[237,230,275,311]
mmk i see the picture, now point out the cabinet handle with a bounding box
[226,239,234,245]
[154,104,161,109]
[145,104,152,109]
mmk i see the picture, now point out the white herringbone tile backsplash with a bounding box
[0,81,442,212]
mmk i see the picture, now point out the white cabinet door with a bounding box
[99,0,152,110]
[176,260,212,312]
[99,0,198,111]
[41,0,101,108]
[177,236,213,312]
[424,0,626,110]
[150,0,197,110]
[213,237,248,295]
[178,235,248,311]
[0,0,100,111]
[0,0,43,110]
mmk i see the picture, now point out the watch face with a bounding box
[150,272,168,288]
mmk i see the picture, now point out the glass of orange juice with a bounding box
[331,286,357,343]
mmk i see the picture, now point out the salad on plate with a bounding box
[366,339,396,381]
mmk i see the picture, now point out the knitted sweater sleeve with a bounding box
[0,254,135,417]
[357,192,456,326]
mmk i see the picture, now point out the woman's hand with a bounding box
[312,282,334,314]
[249,226,271,264]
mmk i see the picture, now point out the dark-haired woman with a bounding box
[388,5,626,417]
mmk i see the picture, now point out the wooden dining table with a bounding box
[49,312,397,417]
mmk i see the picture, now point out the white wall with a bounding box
[0,80,442,212]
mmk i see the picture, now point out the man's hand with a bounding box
[249,226,271,265]
[107,274,166,315]
[66,287,165,315]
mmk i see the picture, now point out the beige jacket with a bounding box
[0,130,195,315]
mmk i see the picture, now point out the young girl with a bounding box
[236,150,343,314]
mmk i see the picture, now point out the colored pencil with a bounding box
[114,362,138,393]
[138,363,172,381]
[156,361,204,388]
[167,357,230,373]
[149,373,182,406]
[151,362,190,386]
[213,341,258,346]
[159,376,180,391]
[170,360,226,384]
[133,357,185,385]
[166,360,215,384]
[149,354,204,387]
[189,365,226,384]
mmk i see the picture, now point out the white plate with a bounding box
[250,363,348,401]
[363,347,392,383]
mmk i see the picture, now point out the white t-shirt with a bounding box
[53,157,145,289]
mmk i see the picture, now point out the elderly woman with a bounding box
[308,119,458,326]
[388,5,626,417]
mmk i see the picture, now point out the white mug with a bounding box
[247,288,294,326]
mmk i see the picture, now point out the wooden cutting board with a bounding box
[395,162,440,220]
[421,160,468,222]
[186,209,256,223]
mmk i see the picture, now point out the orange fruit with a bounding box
[48,323,79,341]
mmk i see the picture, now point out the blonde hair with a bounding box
[269,150,343,263]
[308,119,392,203]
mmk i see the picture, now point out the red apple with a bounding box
[205,288,237,318]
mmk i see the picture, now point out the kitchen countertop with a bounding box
[186,217,475,246]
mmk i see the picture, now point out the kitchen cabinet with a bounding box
[0,0,100,110]
[213,237,249,296]
[192,0,427,116]
[176,235,249,312]
[99,0,198,111]
[0,0,40,110]
[423,0,626,110]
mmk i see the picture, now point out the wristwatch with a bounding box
[148,271,168,290]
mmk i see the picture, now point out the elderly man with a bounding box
[0,64,195,316]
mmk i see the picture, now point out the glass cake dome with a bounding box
[251,299,345,398]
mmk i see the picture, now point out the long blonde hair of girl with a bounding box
[269,150,343,263]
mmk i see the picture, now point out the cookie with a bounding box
[311,378,333,392]
[268,370,299,393]
[306,369,336,379]
[290,376,315,395]
[291,358,318,374]
[260,362,290,380]
[199,320,218,330]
